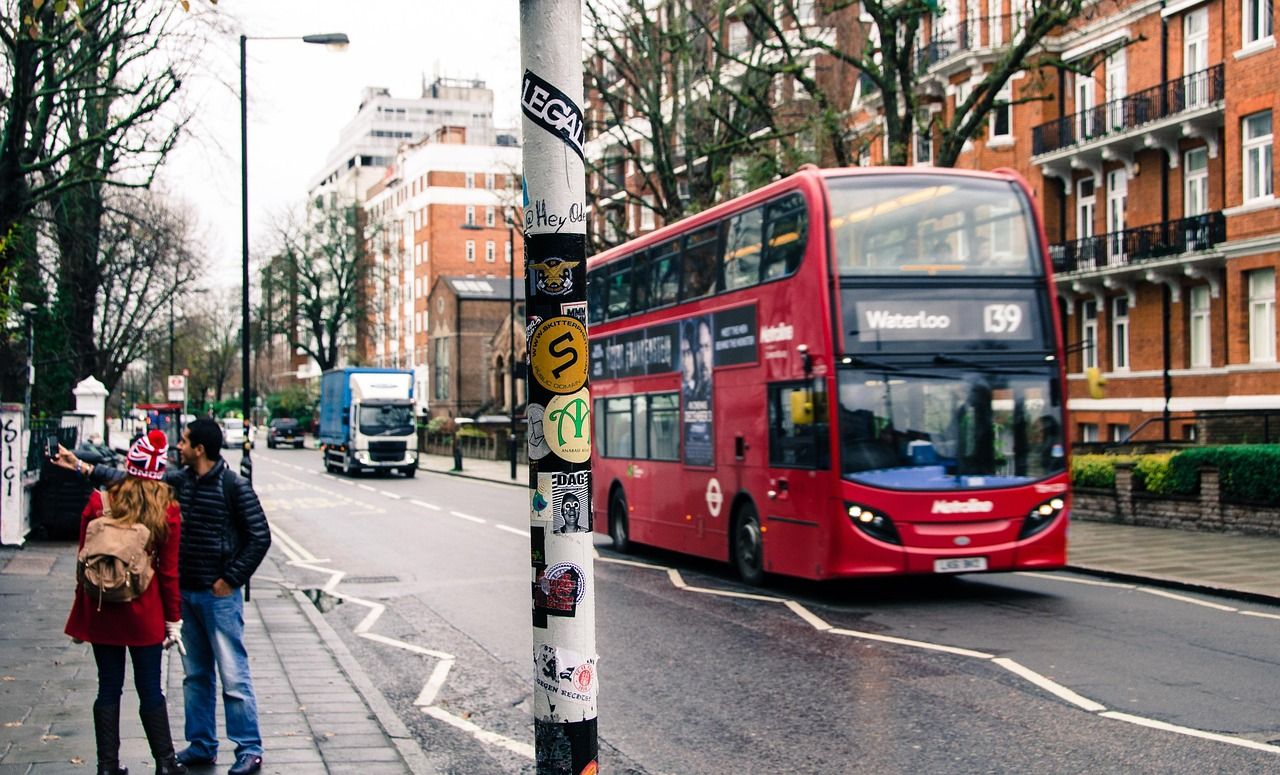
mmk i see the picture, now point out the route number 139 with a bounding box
[983,304,1022,334]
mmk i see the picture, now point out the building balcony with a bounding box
[1032,65,1224,182]
[1050,211,1225,283]
[916,15,1019,77]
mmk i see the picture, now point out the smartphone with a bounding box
[46,436,60,459]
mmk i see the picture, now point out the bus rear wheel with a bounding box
[609,489,631,553]
[732,503,765,585]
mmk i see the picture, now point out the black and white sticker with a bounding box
[551,470,590,534]
[521,70,585,161]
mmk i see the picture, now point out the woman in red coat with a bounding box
[66,430,187,775]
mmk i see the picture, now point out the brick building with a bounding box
[361,124,524,411]
[425,276,525,421]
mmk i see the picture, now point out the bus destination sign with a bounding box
[842,288,1045,351]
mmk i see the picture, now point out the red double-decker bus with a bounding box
[586,167,1068,583]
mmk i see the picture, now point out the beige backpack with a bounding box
[76,491,154,609]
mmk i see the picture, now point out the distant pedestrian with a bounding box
[59,418,271,775]
[63,429,188,775]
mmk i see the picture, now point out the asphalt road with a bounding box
[237,447,1280,774]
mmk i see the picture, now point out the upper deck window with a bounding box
[828,175,1039,276]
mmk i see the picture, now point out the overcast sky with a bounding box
[160,0,522,289]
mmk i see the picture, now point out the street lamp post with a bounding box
[21,302,36,431]
[240,31,348,482]
[509,213,518,481]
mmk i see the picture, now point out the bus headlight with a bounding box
[846,502,901,545]
[1020,497,1066,539]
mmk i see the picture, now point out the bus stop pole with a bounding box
[521,3,597,772]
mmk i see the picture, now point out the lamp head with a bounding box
[302,32,349,50]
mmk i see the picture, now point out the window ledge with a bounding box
[1224,195,1279,217]
[986,137,1016,149]
[1233,37,1276,60]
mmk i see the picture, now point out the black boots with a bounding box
[138,704,187,775]
[92,703,128,775]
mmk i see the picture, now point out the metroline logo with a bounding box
[931,498,995,515]
[864,309,953,330]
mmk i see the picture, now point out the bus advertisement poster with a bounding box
[681,315,714,467]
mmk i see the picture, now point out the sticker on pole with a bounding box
[530,316,588,394]
[534,562,585,617]
[530,257,580,297]
[551,470,591,534]
[527,404,551,461]
[544,388,591,463]
[532,473,553,522]
[521,69,586,161]
[535,645,598,719]
[705,477,723,518]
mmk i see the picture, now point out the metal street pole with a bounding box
[22,303,35,431]
[509,214,518,481]
[240,31,348,483]
[521,3,596,772]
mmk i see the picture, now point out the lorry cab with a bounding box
[319,368,420,477]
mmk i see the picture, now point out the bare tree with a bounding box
[264,196,369,373]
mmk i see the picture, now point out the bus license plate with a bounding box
[934,557,987,573]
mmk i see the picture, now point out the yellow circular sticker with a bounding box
[530,316,588,394]
[545,388,592,463]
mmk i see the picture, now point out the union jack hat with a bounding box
[126,429,169,480]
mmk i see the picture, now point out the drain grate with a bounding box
[344,575,400,584]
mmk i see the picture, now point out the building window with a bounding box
[1077,176,1096,242]
[640,196,656,231]
[1081,299,1098,371]
[728,20,749,53]
[485,172,494,189]
[486,207,495,227]
[466,206,476,226]
[1243,112,1273,203]
[433,338,450,400]
[505,241,513,263]
[915,124,933,165]
[989,83,1012,141]
[1248,267,1276,362]
[1078,423,1099,443]
[422,242,429,263]
[1243,0,1274,46]
[1185,9,1209,107]
[1184,148,1209,216]
[466,240,476,262]
[485,240,496,262]
[1109,423,1130,442]
[415,244,422,265]
[465,172,475,189]
[1189,285,1211,368]
[1111,296,1129,371]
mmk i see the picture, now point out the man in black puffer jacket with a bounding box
[67,418,270,775]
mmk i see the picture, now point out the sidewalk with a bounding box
[0,546,432,775]
[418,452,1280,603]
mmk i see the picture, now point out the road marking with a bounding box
[1138,587,1238,612]
[681,586,785,603]
[1240,610,1280,621]
[449,511,486,524]
[335,479,354,487]
[379,490,402,500]
[828,628,995,659]
[598,556,669,570]
[493,524,530,538]
[358,484,378,492]
[422,706,534,759]
[992,657,1107,713]
[410,499,441,511]
[667,569,687,589]
[271,524,318,563]
[414,660,455,707]
[1100,711,1280,754]
[785,600,833,631]
[1016,572,1136,589]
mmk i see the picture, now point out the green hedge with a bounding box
[1167,446,1280,503]
[1071,455,1130,488]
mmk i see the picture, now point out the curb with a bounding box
[290,589,439,775]
[416,464,525,489]
[1066,563,1280,607]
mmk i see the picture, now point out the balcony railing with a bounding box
[1032,64,1224,156]
[916,14,1017,71]
[1049,211,1225,274]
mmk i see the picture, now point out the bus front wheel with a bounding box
[732,503,765,585]
[609,489,631,553]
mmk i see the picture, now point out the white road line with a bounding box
[1138,587,1238,612]
[828,628,996,659]
[1100,711,1280,754]
[413,660,456,707]
[411,499,441,511]
[270,524,318,563]
[357,484,378,492]
[682,586,785,603]
[449,511,486,524]
[335,479,354,487]
[494,524,530,538]
[1240,610,1280,621]
[992,657,1107,713]
[1016,572,1136,589]
[667,569,688,589]
[422,706,534,759]
[379,490,402,500]
[597,556,669,570]
[784,600,832,631]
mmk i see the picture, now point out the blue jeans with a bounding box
[92,643,165,711]
[180,589,263,759]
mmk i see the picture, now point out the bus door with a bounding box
[762,380,832,578]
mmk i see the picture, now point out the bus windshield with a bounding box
[828,175,1040,276]
[358,404,415,436]
[837,366,1065,490]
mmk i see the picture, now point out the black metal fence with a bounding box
[1032,64,1224,155]
[916,15,1015,72]
[25,419,77,476]
[1050,211,1225,274]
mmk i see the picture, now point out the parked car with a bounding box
[267,418,305,449]
[221,418,256,449]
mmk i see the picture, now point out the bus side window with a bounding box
[587,270,606,325]
[632,252,652,313]
[594,398,606,456]
[681,224,721,301]
[767,381,829,469]
[648,393,680,461]
[633,395,649,459]
[650,241,681,307]
[723,206,764,291]
[606,257,632,319]
[606,397,633,458]
[762,195,807,281]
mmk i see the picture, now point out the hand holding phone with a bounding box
[46,437,60,459]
